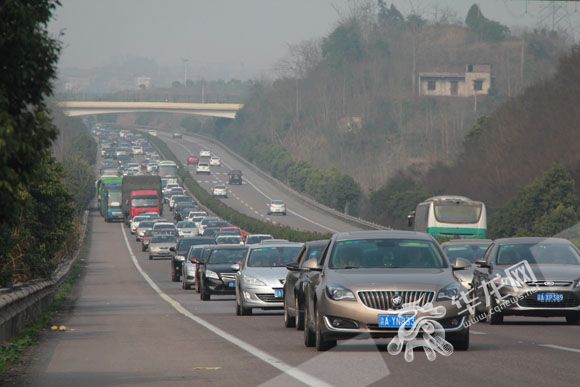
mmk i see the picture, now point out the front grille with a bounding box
[526,280,573,287]
[518,292,580,308]
[256,293,283,302]
[358,291,435,311]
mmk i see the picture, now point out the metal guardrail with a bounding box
[120,123,385,231]
[0,210,90,342]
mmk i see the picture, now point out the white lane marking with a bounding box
[120,224,330,387]
[471,331,487,335]
[539,344,580,354]
[171,136,338,233]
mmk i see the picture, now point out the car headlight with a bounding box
[437,283,461,301]
[205,270,219,279]
[326,285,356,301]
[176,255,185,261]
[242,275,266,286]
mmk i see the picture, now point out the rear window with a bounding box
[207,248,248,264]
[152,236,177,243]
[442,243,490,263]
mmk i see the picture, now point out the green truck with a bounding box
[97,175,124,222]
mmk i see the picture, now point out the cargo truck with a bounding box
[122,175,163,224]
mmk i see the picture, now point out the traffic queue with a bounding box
[95,126,580,353]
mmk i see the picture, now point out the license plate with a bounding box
[228,282,236,288]
[536,292,564,303]
[274,289,284,298]
[378,315,415,328]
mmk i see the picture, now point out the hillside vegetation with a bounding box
[204,2,568,193]
[370,46,580,236]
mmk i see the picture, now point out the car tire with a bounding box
[487,297,504,325]
[295,296,304,331]
[315,308,336,351]
[566,312,580,325]
[200,286,211,301]
[284,299,295,328]
[235,297,242,316]
[448,328,470,351]
[303,303,315,348]
[148,255,153,260]
[183,282,191,290]
[171,268,180,282]
[141,245,146,252]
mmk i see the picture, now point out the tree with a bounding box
[0,0,62,224]
[465,4,509,42]
[322,23,364,67]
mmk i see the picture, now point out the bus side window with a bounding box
[415,204,429,232]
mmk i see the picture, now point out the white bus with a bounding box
[407,196,487,239]
[157,160,178,178]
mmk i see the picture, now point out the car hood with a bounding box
[206,263,238,273]
[242,267,288,286]
[495,264,580,282]
[325,268,455,292]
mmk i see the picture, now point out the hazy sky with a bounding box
[49,0,580,80]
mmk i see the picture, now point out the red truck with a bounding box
[187,155,199,165]
[122,176,163,224]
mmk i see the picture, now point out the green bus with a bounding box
[97,175,124,222]
[407,196,487,239]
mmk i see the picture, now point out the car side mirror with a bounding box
[475,259,491,268]
[231,263,240,271]
[407,211,415,227]
[302,258,322,272]
[286,263,300,272]
[451,258,471,271]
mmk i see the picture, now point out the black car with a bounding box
[171,195,195,212]
[170,237,216,282]
[198,245,249,301]
[228,170,242,185]
[284,240,329,329]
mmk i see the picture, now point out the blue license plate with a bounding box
[536,293,563,303]
[228,282,236,288]
[275,289,284,298]
[378,315,416,328]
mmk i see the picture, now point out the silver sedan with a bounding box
[235,243,303,315]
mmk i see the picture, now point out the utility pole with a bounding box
[182,58,189,85]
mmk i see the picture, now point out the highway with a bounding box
[157,131,366,234]
[22,204,580,386]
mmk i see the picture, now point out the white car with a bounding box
[147,163,158,173]
[130,215,152,234]
[132,146,143,155]
[267,200,287,216]
[199,149,211,158]
[196,162,210,175]
[148,130,157,137]
[209,156,221,166]
[245,234,274,245]
[212,185,227,198]
[176,221,198,237]
[163,183,180,197]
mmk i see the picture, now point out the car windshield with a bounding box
[442,243,491,263]
[328,239,447,269]
[177,239,202,254]
[151,236,177,244]
[201,217,220,225]
[272,200,284,205]
[177,221,195,228]
[246,235,273,244]
[496,242,580,265]
[208,248,248,264]
[154,224,175,230]
[132,198,158,208]
[434,203,482,224]
[187,247,204,260]
[247,246,302,267]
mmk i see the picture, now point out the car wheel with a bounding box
[200,287,210,301]
[284,298,295,328]
[566,312,580,325]
[148,255,153,260]
[141,245,146,252]
[295,296,304,331]
[183,282,191,290]
[171,268,180,282]
[235,297,242,316]
[303,302,315,348]
[448,328,470,351]
[315,307,336,351]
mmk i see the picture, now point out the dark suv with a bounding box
[198,245,248,301]
[170,237,216,282]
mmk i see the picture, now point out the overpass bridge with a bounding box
[57,101,243,119]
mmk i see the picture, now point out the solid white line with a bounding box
[170,135,338,233]
[539,344,580,354]
[120,224,330,387]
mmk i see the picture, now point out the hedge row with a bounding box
[146,135,330,242]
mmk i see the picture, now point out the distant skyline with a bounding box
[49,1,580,81]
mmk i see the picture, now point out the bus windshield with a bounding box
[434,203,482,224]
[158,164,178,178]
[107,191,122,207]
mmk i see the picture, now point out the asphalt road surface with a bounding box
[21,205,580,386]
[157,131,366,234]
